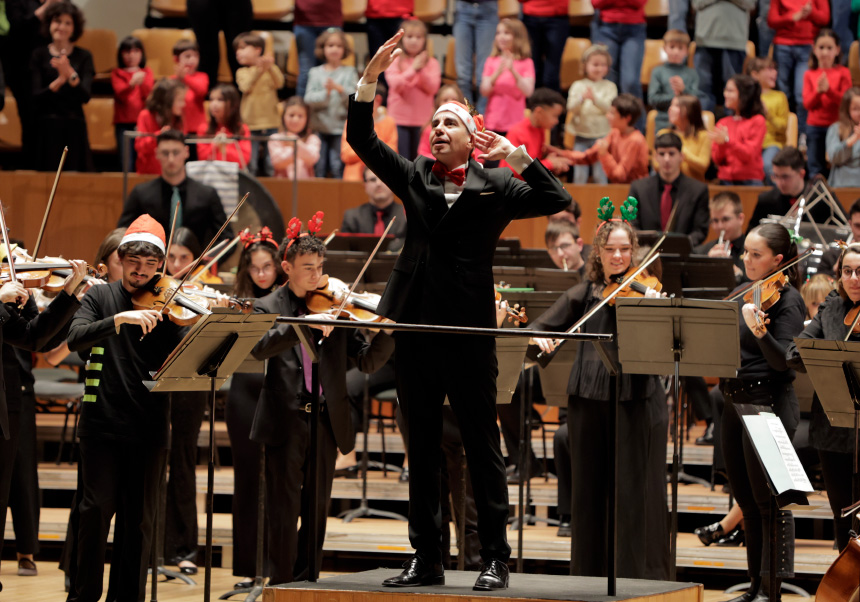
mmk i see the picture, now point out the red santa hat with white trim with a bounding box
[120,214,166,254]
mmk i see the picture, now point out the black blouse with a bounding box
[30,45,93,119]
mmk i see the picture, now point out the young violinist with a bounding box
[226,227,286,587]
[787,243,860,553]
[248,219,394,586]
[530,208,669,580]
[66,215,187,602]
[720,222,805,602]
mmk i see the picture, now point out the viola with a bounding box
[306,275,385,322]
[602,267,663,305]
[132,275,212,327]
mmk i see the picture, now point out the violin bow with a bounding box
[160,193,249,315]
[332,217,396,320]
[323,229,339,246]
[161,199,182,279]
[726,248,815,302]
[185,232,243,284]
[32,147,68,260]
[0,200,23,308]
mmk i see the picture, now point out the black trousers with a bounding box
[818,449,857,552]
[395,332,510,563]
[186,0,253,88]
[345,360,397,445]
[497,368,541,475]
[225,372,265,577]
[0,408,24,573]
[720,380,799,579]
[164,393,207,564]
[264,410,337,586]
[68,437,162,602]
[568,395,649,578]
[9,393,40,555]
[553,421,571,516]
[440,406,481,570]
[644,387,670,581]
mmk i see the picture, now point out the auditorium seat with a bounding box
[414,0,445,22]
[132,28,195,80]
[252,0,293,20]
[568,0,594,26]
[342,0,368,23]
[150,0,187,17]
[645,109,657,151]
[442,37,457,85]
[0,94,22,150]
[687,41,756,68]
[77,29,118,83]
[644,0,669,18]
[786,112,798,148]
[850,41,860,86]
[498,0,520,18]
[84,98,117,152]
[640,39,664,89]
[559,37,591,92]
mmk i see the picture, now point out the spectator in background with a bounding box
[501,88,571,177]
[746,57,789,184]
[710,74,767,185]
[112,36,153,173]
[831,0,853,64]
[341,168,407,240]
[197,84,252,167]
[669,0,689,33]
[30,0,93,172]
[826,87,860,188]
[694,191,747,281]
[135,79,186,175]
[294,0,344,98]
[480,18,535,142]
[649,29,703,134]
[305,28,357,178]
[171,39,208,138]
[186,0,252,87]
[803,29,852,178]
[453,0,498,112]
[544,219,586,275]
[385,19,440,160]
[235,32,285,177]
[566,44,616,184]
[591,0,646,108]
[341,82,397,181]
[365,0,414,89]
[521,0,569,93]
[768,0,829,150]
[817,198,860,277]
[692,0,755,111]
[269,96,321,180]
[658,95,711,182]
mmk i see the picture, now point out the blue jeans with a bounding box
[806,124,829,179]
[454,0,499,112]
[668,0,689,32]
[773,44,809,136]
[366,18,402,88]
[397,125,422,161]
[831,0,853,63]
[523,14,569,92]
[315,133,343,178]
[756,0,774,58]
[592,21,645,99]
[762,145,780,185]
[573,136,607,184]
[250,127,277,177]
[294,24,330,98]
[694,47,746,111]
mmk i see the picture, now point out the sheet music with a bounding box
[766,417,813,493]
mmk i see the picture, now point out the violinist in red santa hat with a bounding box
[346,29,572,592]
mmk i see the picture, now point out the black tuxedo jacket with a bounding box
[346,95,571,328]
[628,174,710,246]
[248,286,394,453]
[117,177,234,256]
[341,202,407,239]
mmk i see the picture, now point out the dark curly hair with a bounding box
[585,220,638,284]
[279,234,326,264]
[42,1,85,43]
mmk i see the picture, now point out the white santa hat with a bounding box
[120,214,166,254]
[433,101,483,135]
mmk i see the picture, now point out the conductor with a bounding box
[346,30,572,591]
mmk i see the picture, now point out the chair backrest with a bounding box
[645,109,657,151]
[415,0,445,22]
[83,97,117,152]
[568,0,594,26]
[703,110,714,129]
[442,36,457,84]
[560,37,592,92]
[342,0,368,22]
[563,107,575,149]
[786,112,798,148]
[498,0,520,18]
[133,28,195,80]
[0,95,22,149]
[150,0,187,17]
[644,0,668,18]
[77,29,118,78]
[252,0,293,20]
[640,39,664,87]
[850,41,860,86]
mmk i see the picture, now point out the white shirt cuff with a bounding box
[504,145,533,175]
[356,78,377,103]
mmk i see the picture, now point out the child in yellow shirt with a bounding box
[746,57,789,184]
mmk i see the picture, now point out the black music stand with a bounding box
[636,231,693,256]
[149,311,276,602]
[615,297,741,581]
[659,254,737,300]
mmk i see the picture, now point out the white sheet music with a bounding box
[766,417,813,493]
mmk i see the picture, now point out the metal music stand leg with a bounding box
[677,384,710,488]
[307,362,320,582]
[607,372,617,597]
[515,363,527,574]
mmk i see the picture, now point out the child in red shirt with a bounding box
[112,36,153,172]
[711,74,767,184]
[197,84,252,167]
[134,78,186,175]
[172,40,209,139]
[500,88,571,177]
[803,28,852,178]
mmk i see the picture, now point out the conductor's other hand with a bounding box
[363,30,404,83]
[115,309,163,334]
[0,281,28,305]
[475,130,516,162]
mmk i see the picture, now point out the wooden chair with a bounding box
[568,0,594,27]
[560,37,591,92]
[342,0,368,22]
[252,0,293,20]
[76,29,118,83]
[84,98,117,152]
[850,41,860,86]
[415,0,446,22]
[133,28,195,80]
[786,112,798,148]
[149,0,187,17]
[498,0,521,19]
[0,94,22,149]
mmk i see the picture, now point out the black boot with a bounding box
[752,577,781,601]
[725,577,761,602]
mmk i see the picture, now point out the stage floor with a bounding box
[265,569,704,602]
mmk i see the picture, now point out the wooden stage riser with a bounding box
[262,592,703,602]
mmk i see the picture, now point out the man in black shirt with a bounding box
[341,168,407,239]
[67,215,186,602]
[695,191,747,282]
[117,129,234,258]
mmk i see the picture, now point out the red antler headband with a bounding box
[240,226,278,249]
[284,211,325,260]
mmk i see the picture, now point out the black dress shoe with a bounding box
[234,579,254,589]
[694,521,725,546]
[382,556,444,587]
[178,563,198,575]
[334,466,359,479]
[556,522,571,537]
[473,559,509,591]
[695,423,714,446]
[399,468,409,483]
[715,527,745,547]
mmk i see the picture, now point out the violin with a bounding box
[132,275,212,326]
[180,283,254,313]
[0,260,106,290]
[495,285,527,324]
[845,304,860,336]
[306,275,384,322]
[741,272,788,336]
[815,532,860,602]
[602,266,663,305]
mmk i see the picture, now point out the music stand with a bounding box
[615,297,741,581]
[659,254,737,299]
[636,231,693,256]
[150,310,276,602]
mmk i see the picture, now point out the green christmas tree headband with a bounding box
[596,196,638,232]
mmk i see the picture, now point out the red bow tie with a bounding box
[432,162,466,187]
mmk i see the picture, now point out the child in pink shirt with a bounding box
[385,19,440,160]
[479,18,535,137]
[269,96,321,179]
[197,84,252,167]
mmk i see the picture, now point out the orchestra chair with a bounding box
[84,98,118,153]
[76,29,118,84]
[342,0,368,23]
[252,0,293,20]
[568,0,594,27]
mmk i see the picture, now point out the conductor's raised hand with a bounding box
[115,309,163,334]
[363,30,404,83]
[475,130,516,162]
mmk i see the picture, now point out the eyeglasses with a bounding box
[842,267,860,280]
[550,242,575,254]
